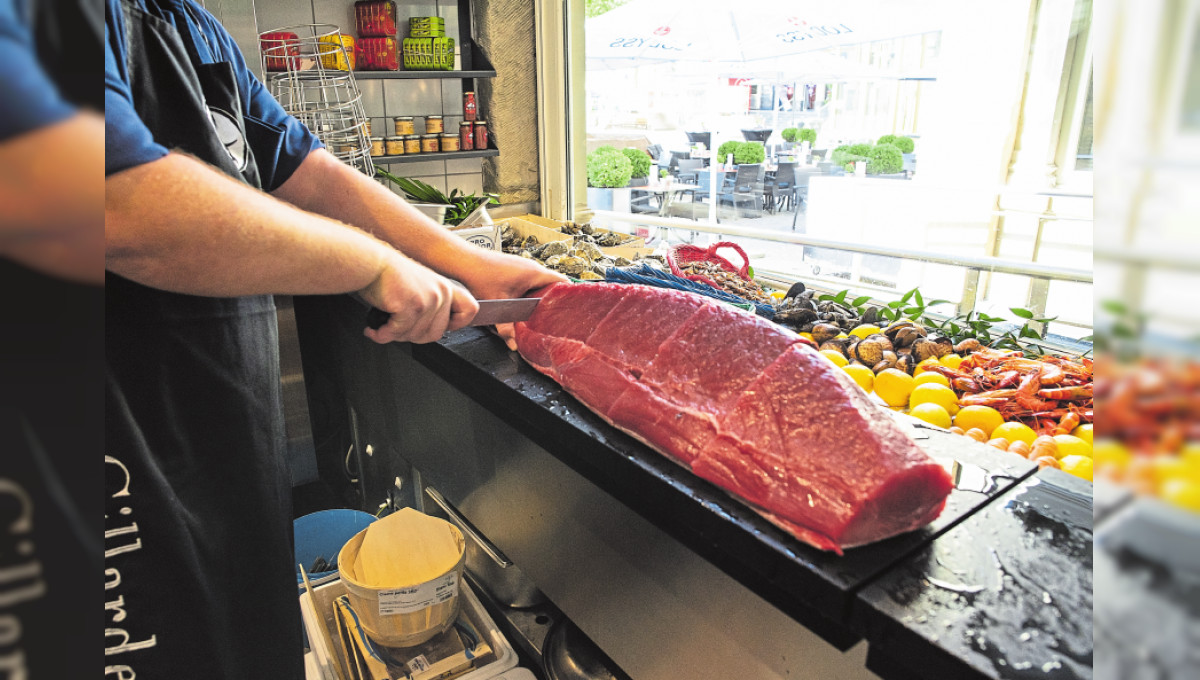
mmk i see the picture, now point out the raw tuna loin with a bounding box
[514,282,954,554]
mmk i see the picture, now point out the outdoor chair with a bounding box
[666,151,690,174]
[629,177,660,215]
[718,163,765,218]
[685,131,712,150]
[675,158,703,184]
[741,128,772,143]
[645,144,664,162]
[766,162,798,213]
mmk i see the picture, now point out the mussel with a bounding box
[811,323,842,344]
[911,338,941,361]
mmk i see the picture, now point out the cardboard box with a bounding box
[511,213,565,230]
[601,245,657,261]
[450,224,500,251]
[501,217,571,249]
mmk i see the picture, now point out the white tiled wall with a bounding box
[249,0,481,198]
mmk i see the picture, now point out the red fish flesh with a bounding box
[514,282,954,554]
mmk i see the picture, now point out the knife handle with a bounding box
[365,307,391,330]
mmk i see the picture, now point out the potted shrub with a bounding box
[892,136,915,153]
[716,140,741,166]
[586,145,634,212]
[831,143,871,170]
[733,141,766,165]
[866,142,904,176]
[876,134,898,147]
[780,127,800,149]
[622,147,652,187]
[797,128,817,146]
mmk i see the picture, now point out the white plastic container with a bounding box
[300,578,518,680]
[337,522,467,648]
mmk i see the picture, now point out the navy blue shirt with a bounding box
[104,0,321,189]
[0,0,74,139]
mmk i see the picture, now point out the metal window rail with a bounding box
[592,210,1094,338]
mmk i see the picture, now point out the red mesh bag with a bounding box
[667,241,752,289]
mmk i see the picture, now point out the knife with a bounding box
[365,297,541,330]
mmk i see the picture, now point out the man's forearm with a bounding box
[0,113,104,283]
[271,149,481,281]
[105,152,394,297]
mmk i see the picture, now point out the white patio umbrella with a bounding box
[586,0,947,67]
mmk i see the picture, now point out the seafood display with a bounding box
[677,261,773,304]
[514,282,954,554]
[924,348,1094,435]
[500,222,643,280]
[1093,358,1200,511]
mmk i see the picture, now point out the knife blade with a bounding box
[364,297,541,330]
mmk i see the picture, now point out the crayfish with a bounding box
[926,348,1093,435]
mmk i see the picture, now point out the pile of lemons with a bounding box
[1091,441,1200,513]
[818,338,1095,482]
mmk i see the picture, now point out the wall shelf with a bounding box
[374,148,498,164]
[355,69,496,80]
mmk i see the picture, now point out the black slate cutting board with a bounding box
[852,467,1094,680]
[414,327,1038,646]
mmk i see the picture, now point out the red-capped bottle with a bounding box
[463,91,477,122]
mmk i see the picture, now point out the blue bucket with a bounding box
[293,509,377,584]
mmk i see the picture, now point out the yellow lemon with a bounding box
[1179,443,1200,472]
[849,324,881,340]
[836,332,849,339]
[1070,423,1092,446]
[913,358,942,376]
[819,349,848,367]
[1093,439,1132,469]
[799,332,815,342]
[874,368,917,407]
[954,405,1005,439]
[909,383,959,413]
[1152,456,1198,485]
[910,403,952,429]
[1060,455,1093,482]
[1052,434,1092,460]
[914,371,951,388]
[843,364,874,392]
[992,422,1037,447]
[940,354,963,370]
[1161,479,1200,513]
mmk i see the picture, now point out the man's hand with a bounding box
[456,250,569,350]
[358,251,480,344]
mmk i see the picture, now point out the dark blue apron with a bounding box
[104,1,302,677]
[0,0,102,677]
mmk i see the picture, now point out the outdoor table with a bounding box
[630,180,699,217]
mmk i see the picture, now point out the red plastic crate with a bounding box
[356,37,399,71]
[260,31,299,71]
[355,1,397,37]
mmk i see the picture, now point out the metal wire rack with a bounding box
[258,24,374,176]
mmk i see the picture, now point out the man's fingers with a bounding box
[446,286,480,332]
[493,322,518,351]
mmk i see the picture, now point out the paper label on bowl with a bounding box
[377,571,459,616]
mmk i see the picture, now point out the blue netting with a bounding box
[605,264,776,320]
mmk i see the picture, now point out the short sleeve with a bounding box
[0,0,75,141]
[193,5,323,190]
[104,3,168,175]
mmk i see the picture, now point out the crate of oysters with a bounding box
[512,214,646,253]
[500,218,654,280]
